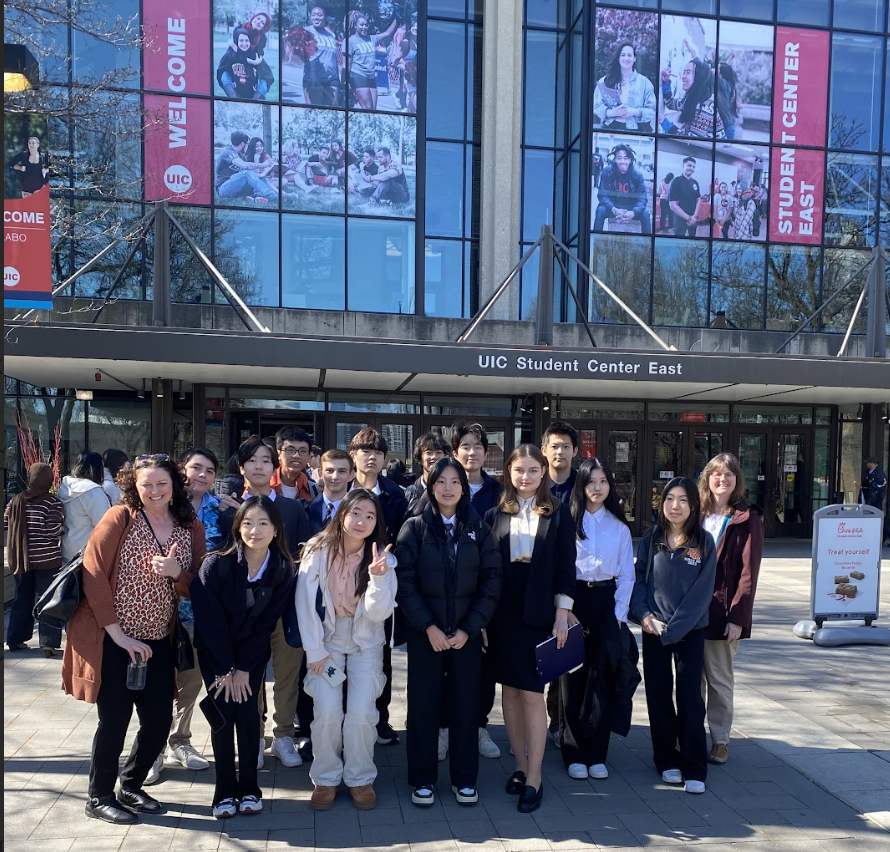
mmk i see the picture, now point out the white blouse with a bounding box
[509,496,539,562]
[576,508,635,623]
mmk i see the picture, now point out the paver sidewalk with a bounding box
[5,543,890,852]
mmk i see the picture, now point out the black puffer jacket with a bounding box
[395,502,501,638]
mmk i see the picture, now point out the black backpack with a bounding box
[33,549,85,629]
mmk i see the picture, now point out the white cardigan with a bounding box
[296,545,397,664]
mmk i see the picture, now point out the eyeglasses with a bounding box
[282,447,310,457]
[135,453,170,463]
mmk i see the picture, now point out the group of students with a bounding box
[7,419,763,824]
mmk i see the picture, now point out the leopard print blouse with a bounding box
[113,514,192,641]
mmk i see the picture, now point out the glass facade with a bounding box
[521,0,890,331]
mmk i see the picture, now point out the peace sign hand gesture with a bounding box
[368,542,393,576]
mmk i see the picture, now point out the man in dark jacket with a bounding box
[593,144,652,234]
[862,457,887,511]
[405,433,450,515]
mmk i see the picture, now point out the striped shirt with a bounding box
[4,495,64,571]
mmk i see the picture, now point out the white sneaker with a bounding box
[239,794,263,814]
[212,797,237,818]
[437,728,448,762]
[568,763,588,780]
[478,728,501,759]
[258,737,265,769]
[451,785,478,804]
[547,729,562,749]
[588,764,609,780]
[661,769,683,785]
[144,753,163,786]
[271,736,303,768]
[166,743,210,770]
[685,780,706,794]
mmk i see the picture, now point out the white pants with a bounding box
[701,638,739,745]
[304,616,386,787]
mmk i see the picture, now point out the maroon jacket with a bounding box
[706,501,764,641]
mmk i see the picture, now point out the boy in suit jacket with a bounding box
[307,449,355,535]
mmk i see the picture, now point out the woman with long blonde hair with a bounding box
[485,445,576,813]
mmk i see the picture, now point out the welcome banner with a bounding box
[4,186,53,310]
[143,0,211,95]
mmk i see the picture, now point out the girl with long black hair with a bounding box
[660,58,725,138]
[561,458,636,781]
[630,477,716,795]
[593,41,656,132]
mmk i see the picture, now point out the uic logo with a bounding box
[4,266,21,287]
[164,164,193,192]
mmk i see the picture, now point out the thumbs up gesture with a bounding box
[152,541,182,579]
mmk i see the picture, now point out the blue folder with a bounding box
[535,623,585,687]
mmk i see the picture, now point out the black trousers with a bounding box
[199,657,265,805]
[440,639,497,728]
[560,582,618,767]
[642,627,707,783]
[89,634,174,799]
[406,626,481,788]
[9,568,62,649]
[376,641,393,728]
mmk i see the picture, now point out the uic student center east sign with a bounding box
[3,0,890,539]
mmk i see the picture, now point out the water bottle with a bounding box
[126,653,147,690]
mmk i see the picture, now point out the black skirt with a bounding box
[489,560,552,694]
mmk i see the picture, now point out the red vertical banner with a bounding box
[4,186,53,310]
[145,94,212,204]
[580,430,597,459]
[772,27,830,148]
[768,146,825,245]
[143,0,211,95]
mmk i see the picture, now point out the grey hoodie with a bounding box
[57,475,112,561]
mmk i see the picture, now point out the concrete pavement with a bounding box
[4,542,890,852]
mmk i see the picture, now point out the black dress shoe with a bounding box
[7,643,27,652]
[517,782,544,813]
[505,771,526,795]
[117,787,165,814]
[85,795,138,824]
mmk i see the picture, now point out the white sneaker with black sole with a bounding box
[478,728,500,759]
[412,786,434,806]
[452,785,478,805]
[166,743,210,770]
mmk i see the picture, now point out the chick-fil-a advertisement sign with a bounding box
[143,1,210,95]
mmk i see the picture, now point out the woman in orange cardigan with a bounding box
[62,455,206,825]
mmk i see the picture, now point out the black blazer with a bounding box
[306,494,334,536]
[485,501,577,628]
[218,494,310,557]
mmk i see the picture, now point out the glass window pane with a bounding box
[424,239,463,317]
[720,0,774,19]
[829,33,882,151]
[468,25,482,141]
[527,0,559,27]
[144,206,212,304]
[710,242,765,330]
[72,202,144,299]
[426,142,464,237]
[347,218,416,313]
[522,149,555,241]
[834,0,884,32]
[589,234,652,324]
[467,145,480,237]
[558,400,645,420]
[3,10,68,83]
[347,113,416,218]
[520,243,539,321]
[649,403,729,422]
[822,248,871,333]
[569,32,582,142]
[281,213,345,310]
[716,26,773,144]
[74,92,142,198]
[767,245,821,331]
[429,0,466,17]
[72,0,140,87]
[88,399,151,461]
[778,0,830,26]
[734,405,813,424]
[524,30,558,148]
[653,238,708,326]
[465,239,479,315]
[214,209,280,306]
[329,392,419,413]
[428,21,466,140]
[662,0,716,14]
[215,101,280,209]
[825,152,879,247]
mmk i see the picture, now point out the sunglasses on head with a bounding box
[135,454,171,463]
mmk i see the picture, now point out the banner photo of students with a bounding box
[213,0,280,101]
[144,0,211,95]
[658,15,720,139]
[655,137,714,238]
[591,132,655,235]
[772,27,829,148]
[282,1,346,107]
[346,1,419,114]
[281,106,347,213]
[716,21,773,143]
[346,112,416,217]
[4,113,52,310]
[712,143,769,241]
[213,100,280,207]
[768,147,824,245]
[593,8,658,134]
[145,94,213,204]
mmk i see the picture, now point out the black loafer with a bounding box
[517,782,544,813]
[85,795,137,824]
[505,771,526,795]
[118,787,165,814]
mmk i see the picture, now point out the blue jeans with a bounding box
[594,203,652,234]
[218,170,277,200]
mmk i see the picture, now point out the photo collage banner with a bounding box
[592,9,830,246]
[143,0,419,220]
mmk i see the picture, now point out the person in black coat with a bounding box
[485,445,576,813]
[191,496,295,817]
[396,458,501,808]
